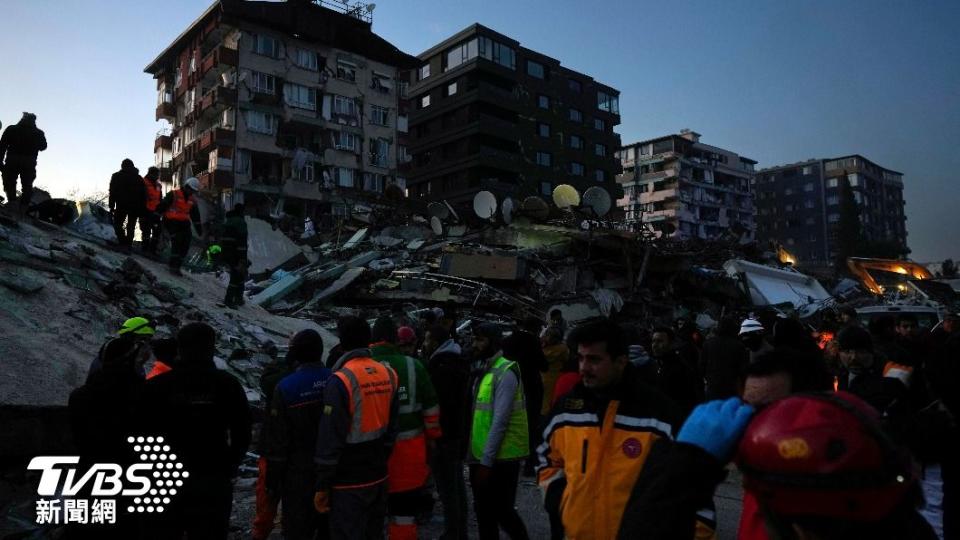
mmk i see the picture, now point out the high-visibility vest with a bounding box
[334,357,398,444]
[164,189,193,221]
[143,178,162,211]
[471,356,529,461]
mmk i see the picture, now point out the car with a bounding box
[855,305,943,331]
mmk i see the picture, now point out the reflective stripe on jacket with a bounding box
[471,356,528,462]
[143,178,162,211]
[163,189,193,221]
[334,357,398,444]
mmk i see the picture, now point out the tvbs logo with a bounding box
[27,436,190,525]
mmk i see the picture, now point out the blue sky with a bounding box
[1,0,957,262]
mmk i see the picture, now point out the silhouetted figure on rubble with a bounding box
[140,166,164,254]
[154,177,203,276]
[109,159,145,250]
[0,112,46,216]
[220,203,249,308]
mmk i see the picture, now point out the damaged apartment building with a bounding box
[616,130,757,240]
[145,0,417,225]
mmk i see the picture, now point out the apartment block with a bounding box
[406,24,623,208]
[616,130,757,239]
[755,155,908,263]
[144,0,416,222]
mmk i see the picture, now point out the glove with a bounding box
[677,398,754,462]
[313,490,330,513]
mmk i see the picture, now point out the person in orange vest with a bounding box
[154,176,203,276]
[139,166,163,255]
[370,317,442,540]
[314,316,399,540]
[146,337,178,379]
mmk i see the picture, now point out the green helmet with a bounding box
[208,244,222,255]
[118,317,155,336]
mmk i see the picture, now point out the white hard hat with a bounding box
[739,318,764,336]
[183,177,200,191]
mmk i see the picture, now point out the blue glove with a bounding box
[677,398,754,461]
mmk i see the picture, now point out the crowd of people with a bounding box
[64,302,958,540]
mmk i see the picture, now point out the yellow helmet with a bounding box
[118,317,155,336]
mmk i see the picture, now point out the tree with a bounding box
[833,174,863,270]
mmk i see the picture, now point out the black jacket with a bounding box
[0,121,47,162]
[109,166,146,212]
[503,329,547,418]
[653,349,704,419]
[426,339,471,442]
[139,360,252,480]
[700,336,748,400]
[221,211,248,265]
[69,368,145,466]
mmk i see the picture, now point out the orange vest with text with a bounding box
[164,189,193,221]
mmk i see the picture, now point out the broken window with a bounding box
[371,72,392,93]
[336,60,357,82]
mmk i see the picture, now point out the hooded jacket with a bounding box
[109,164,146,212]
[426,339,471,442]
[0,119,46,162]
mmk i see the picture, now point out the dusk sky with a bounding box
[1,0,957,262]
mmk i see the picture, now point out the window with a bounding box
[784,188,793,195]
[446,38,479,71]
[370,105,389,126]
[570,135,583,149]
[570,162,585,176]
[447,82,458,96]
[848,174,860,187]
[283,83,317,110]
[804,199,815,209]
[569,108,582,122]
[597,91,619,114]
[594,118,605,131]
[253,34,280,58]
[334,167,355,188]
[594,169,606,182]
[538,95,550,109]
[785,204,795,212]
[336,60,357,82]
[236,150,250,175]
[541,182,552,196]
[334,131,359,151]
[594,144,606,157]
[826,178,839,188]
[828,213,840,223]
[251,71,276,94]
[536,152,551,167]
[420,94,431,109]
[804,182,814,192]
[369,138,389,168]
[802,165,814,175]
[371,73,392,93]
[568,78,582,93]
[294,48,318,70]
[333,95,358,117]
[827,195,839,205]
[526,60,545,79]
[398,81,409,97]
[538,123,550,138]
[296,162,316,182]
[246,111,277,135]
[419,64,431,80]
[805,217,816,225]
[477,36,516,69]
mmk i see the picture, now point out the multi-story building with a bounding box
[406,24,623,209]
[144,0,416,222]
[616,130,757,239]
[755,155,908,263]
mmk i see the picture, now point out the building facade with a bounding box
[144,0,416,222]
[754,155,908,263]
[406,24,623,209]
[615,130,757,240]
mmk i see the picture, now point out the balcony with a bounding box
[640,188,679,204]
[154,134,173,152]
[155,102,176,121]
[198,169,235,190]
[200,46,238,79]
[197,127,235,153]
[198,86,237,115]
[640,168,679,181]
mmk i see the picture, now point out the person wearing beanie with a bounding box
[108,158,145,250]
[258,329,331,540]
[397,325,418,357]
[0,112,46,217]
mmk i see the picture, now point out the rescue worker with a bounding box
[220,203,249,308]
[108,159,145,250]
[369,317,442,540]
[145,337,178,379]
[423,324,470,540]
[261,329,332,540]
[396,326,418,357]
[537,320,682,540]
[314,316,399,540]
[469,323,530,540]
[0,112,47,216]
[155,176,203,275]
[86,316,156,381]
[739,318,773,363]
[619,394,938,540]
[139,322,251,540]
[140,166,163,254]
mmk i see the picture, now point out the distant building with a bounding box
[755,155,907,263]
[616,130,757,240]
[144,0,417,222]
[406,24,623,209]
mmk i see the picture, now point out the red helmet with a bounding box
[736,392,915,522]
[397,326,417,345]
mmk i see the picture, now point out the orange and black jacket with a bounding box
[537,363,682,540]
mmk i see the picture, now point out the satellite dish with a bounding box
[473,191,497,220]
[582,186,612,217]
[427,202,449,220]
[501,197,515,224]
[552,184,580,209]
[366,3,376,12]
[430,216,443,236]
[521,196,550,220]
